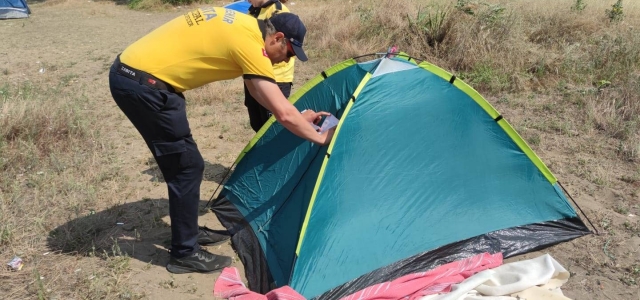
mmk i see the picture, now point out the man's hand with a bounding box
[301,109,330,126]
[246,78,337,146]
[316,127,336,146]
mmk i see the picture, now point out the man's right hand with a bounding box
[316,127,336,146]
[301,109,329,126]
[246,78,337,146]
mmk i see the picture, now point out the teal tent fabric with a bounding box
[223,61,368,286]
[212,54,590,299]
[289,64,575,297]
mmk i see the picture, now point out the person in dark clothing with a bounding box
[109,8,334,274]
[245,0,295,132]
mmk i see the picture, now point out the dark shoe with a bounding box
[166,249,231,274]
[197,226,230,246]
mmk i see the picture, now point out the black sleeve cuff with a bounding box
[243,74,276,83]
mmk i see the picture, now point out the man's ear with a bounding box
[267,32,285,46]
[274,32,285,43]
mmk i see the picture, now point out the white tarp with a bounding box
[421,254,571,300]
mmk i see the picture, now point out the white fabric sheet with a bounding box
[420,254,571,300]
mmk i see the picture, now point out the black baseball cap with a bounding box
[269,12,308,61]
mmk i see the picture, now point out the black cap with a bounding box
[269,12,308,62]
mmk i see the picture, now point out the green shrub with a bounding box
[606,0,624,22]
[407,7,452,48]
[571,0,587,12]
[455,0,475,15]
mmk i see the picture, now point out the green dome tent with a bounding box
[210,53,592,299]
[0,0,30,19]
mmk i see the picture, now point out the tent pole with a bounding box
[559,181,600,235]
[205,162,236,208]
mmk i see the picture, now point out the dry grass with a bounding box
[295,0,640,163]
[0,78,143,298]
[2,0,640,299]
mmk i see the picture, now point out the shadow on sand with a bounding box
[46,199,219,268]
[142,157,232,184]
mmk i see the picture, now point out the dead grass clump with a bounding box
[301,0,389,59]
[304,0,640,157]
[420,4,528,93]
[595,85,640,139]
[583,77,640,161]
[0,83,90,160]
[0,79,134,298]
[296,0,640,194]
[527,13,599,49]
[587,31,640,81]
[306,0,525,92]
[308,0,640,93]
[405,6,455,51]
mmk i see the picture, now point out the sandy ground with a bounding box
[1,0,638,299]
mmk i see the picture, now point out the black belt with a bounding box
[115,57,176,93]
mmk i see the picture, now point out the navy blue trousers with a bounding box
[109,58,203,258]
[244,82,292,132]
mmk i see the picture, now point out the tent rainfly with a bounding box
[210,53,592,299]
[0,0,30,19]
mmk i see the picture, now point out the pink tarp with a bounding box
[213,252,503,300]
[341,252,503,300]
[213,267,305,300]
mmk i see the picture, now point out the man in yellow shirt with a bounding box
[109,9,333,274]
[245,0,295,132]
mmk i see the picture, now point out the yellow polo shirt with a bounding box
[120,7,275,92]
[253,2,295,83]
